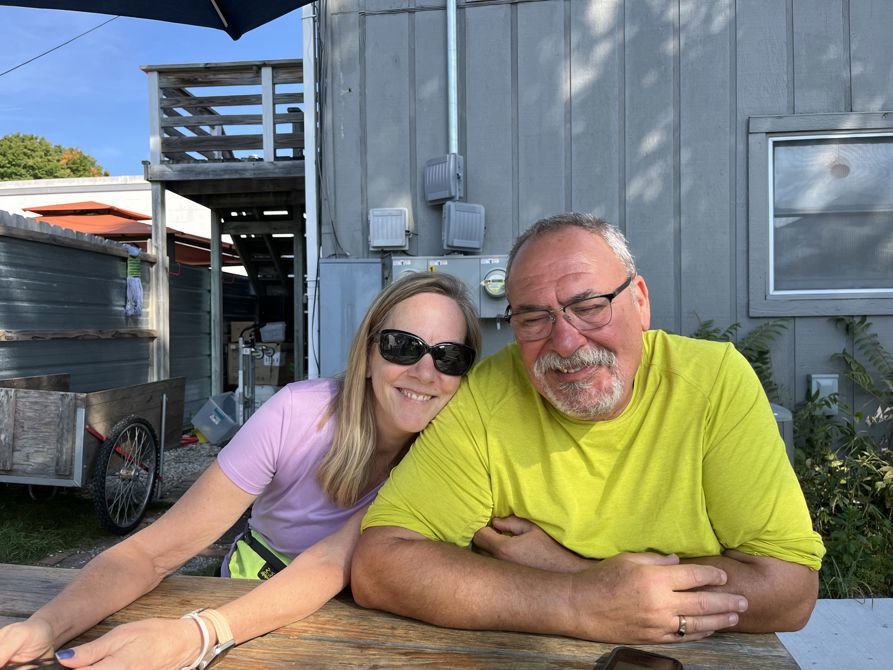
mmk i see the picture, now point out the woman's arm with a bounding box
[50,505,370,669]
[0,462,256,667]
[219,504,368,641]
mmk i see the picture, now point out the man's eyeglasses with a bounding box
[503,275,635,342]
[377,329,476,376]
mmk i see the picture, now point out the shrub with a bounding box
[794,318,893,598]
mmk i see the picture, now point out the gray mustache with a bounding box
[534,346,617,377]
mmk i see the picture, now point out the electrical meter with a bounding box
[481,268,506,298]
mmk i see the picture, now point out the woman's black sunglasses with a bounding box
[377,329,476,376]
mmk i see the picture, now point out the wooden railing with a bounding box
[141,60,304,164]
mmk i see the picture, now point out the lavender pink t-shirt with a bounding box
[217,378,383,561]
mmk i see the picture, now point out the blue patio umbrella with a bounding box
[0,0,312,39]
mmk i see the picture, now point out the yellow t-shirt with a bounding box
[363,330,825,570]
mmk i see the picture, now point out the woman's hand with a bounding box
[0,619,55,667]
[472,516,592,573]
[53,618,207,670]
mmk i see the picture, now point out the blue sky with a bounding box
[0,6,303,176]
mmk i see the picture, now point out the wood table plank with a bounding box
[0,564,800,670]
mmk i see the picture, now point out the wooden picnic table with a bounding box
[0,563,800,669]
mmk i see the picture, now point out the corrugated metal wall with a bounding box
[318,0,893,412]
[169,264,209,421]
[169,263,256,420]
[0,210,257,426]
[0,211,152,392]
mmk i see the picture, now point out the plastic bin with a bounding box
[254,384,281,411]
[259,321,286,342]
[192,392,239,444]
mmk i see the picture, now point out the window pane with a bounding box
[772,136,893,292]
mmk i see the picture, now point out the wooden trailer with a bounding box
[0,374,185,534]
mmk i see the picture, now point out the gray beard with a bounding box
[533,346,625,420]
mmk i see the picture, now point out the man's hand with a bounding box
[566,552,748,643]
[472,518,752,640]
[473,516,591,573]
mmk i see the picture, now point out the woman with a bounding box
[0,272,480,670]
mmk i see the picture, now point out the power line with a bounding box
[0,15,119,79]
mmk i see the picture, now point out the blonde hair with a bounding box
[317,272,481,506]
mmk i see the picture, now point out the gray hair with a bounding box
[506,213,637,285]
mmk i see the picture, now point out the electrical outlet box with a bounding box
[808,373,839,416]
[369,208,410,250]
[424,153,464,203]
[442,201,485,251]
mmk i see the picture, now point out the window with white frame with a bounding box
[748,114,893,316]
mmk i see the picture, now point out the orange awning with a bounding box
[25,202,241,267]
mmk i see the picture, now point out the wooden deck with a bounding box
[141,59,305,213]
[141,59,303,166]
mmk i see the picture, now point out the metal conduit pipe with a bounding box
[303,3,321,378]
[447,0,459,154]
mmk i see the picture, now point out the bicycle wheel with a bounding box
[92,415,159,535]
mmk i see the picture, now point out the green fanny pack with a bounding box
[228,529,293,580]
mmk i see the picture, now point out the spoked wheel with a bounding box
[92,415,159,535]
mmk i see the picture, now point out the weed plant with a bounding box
[794,317,893,598]
[689,318,788,402]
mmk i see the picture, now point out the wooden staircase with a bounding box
[221,206,298,299]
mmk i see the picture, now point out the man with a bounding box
[352,213,824,644]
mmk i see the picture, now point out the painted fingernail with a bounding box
[56,649,75,660]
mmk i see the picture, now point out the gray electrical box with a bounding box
[319,259,384,376]
[390,255,508,319]
[369,208,410,250]
[808,373,839,416]
[443,201,485,251]
[390,256,431,282]
[424,153,464,203]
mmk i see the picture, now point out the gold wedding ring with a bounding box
[676,614,687,637]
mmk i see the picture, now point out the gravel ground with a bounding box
[36,440,239,574]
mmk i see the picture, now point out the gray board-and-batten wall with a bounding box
[316,0,892,414]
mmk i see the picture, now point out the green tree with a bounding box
[0,133,109,180]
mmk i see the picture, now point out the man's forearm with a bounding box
[352,527,748,644]
[352,528,575,635]
[682,550,818,632]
